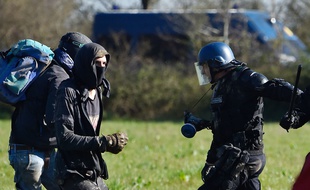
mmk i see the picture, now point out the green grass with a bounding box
[0,119,309,190]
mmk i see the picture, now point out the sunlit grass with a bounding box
[0,119,309,189]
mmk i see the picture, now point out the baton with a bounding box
[287,64,302,120]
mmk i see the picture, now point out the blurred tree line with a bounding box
[0,0,309,122]
[0,0,92,117]
[0,0,92,49]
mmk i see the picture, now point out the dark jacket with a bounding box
[54,43,111,181]
[207,65,301,162]
[54,79,108,180]
[9,59,70,150]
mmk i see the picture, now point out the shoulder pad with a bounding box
[239,69,268,89]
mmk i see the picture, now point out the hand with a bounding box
[279,114,292,131]
[184,111,212,131]
[101,132,128,154]
[183,111,192,123]
[279,110,300,131]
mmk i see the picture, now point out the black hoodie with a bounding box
[73,43,110,89]
[54,43,111,181]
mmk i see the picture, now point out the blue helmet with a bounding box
[196,42,236,84]
[198,42,235,69]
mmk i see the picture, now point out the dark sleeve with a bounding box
[239,69,303,102]
[45,66,69,127]
[54,86,102,151]
[256,77,303,102]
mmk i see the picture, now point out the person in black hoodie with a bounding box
[54,42,128,190]
[8,32,91,190]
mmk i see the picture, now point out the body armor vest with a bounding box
[210,66,264,152]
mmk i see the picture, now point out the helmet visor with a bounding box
[194,62,210,85]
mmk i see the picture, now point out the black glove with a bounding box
[100,132,128,154]
[184,111,212,131]
[279,110,300,130]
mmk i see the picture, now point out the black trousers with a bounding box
[198,153,266,190]
[61,174,108,190]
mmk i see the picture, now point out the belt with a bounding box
[9,144,36,152]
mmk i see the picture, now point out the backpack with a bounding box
[0,39,54,105]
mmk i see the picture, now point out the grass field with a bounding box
[0,119,309,190]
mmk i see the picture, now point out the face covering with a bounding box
[73,43,110,90]
[96,66,106,87]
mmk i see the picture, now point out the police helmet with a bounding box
[198,42,235,69]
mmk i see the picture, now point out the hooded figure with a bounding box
[54,43,128,189]
[7,32,92,190]
[58,31,92,59]
[54,32,92,76]
[73,43,110,89]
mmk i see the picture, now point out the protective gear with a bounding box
[198,42,235,67]
[259,78,302,102]
[183,111,212,131]
[201,144,250,189]
[194,62,210,86]
[197,42,236,84]
[280,110,302,130]
[73,43,110,89]
[201,162,216,183]
[209,66,266,150]
[239,68,268,88]
[199,154,265,190]
[100,132,128,154]
[279,85,310,130]
[58,32,92,59]
[195,47,299,189]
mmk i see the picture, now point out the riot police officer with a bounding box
[184,42,303,190]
